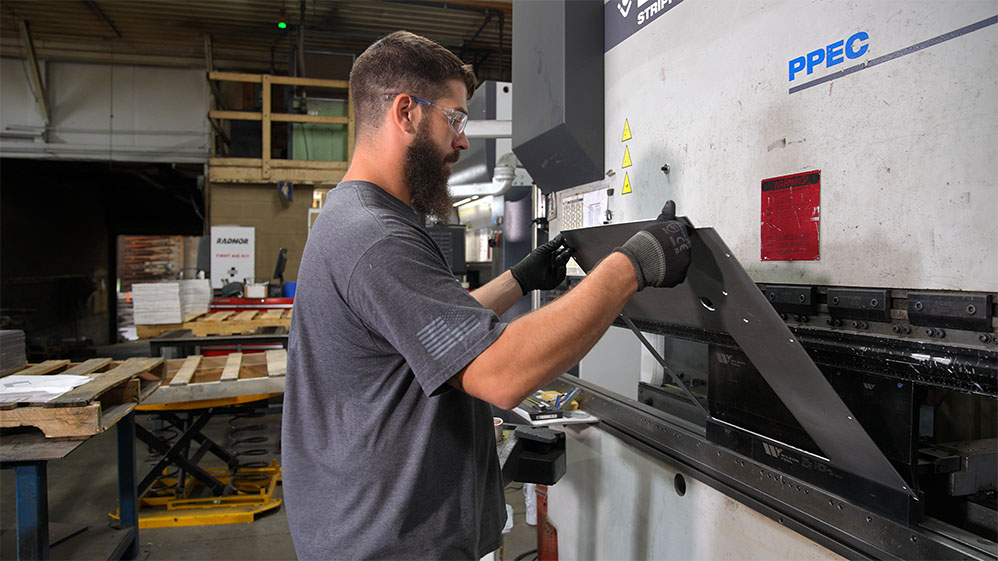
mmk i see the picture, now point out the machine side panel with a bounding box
[578,325,642,400]
[548,424,847,561]
[578,0,998,291]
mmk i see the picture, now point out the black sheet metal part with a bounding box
[562,221,917,499]
[618,313,709,419]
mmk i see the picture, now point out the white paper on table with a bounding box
[582,189,608,228]
[0,374,92,404]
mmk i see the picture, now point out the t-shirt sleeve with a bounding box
[347,234,506,396]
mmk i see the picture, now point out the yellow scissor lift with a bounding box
[118,458,282,528]
[112,391,285,528]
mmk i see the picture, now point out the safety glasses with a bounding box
[410,96,469,136]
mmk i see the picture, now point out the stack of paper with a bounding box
[179,279,211,317]
[134,280,214,325]
[0,374,91,404]
[0,330,26,376]
[133,283,183,325]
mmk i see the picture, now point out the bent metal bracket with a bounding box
[562,220,916,499]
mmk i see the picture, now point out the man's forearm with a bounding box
[470,270,523,316]
[452,252,638,409]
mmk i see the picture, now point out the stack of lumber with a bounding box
[0,330,26,376]
[0,357,165,439]
[119,235,183,291]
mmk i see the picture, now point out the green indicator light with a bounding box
[277,21,287,29]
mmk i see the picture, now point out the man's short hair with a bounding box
[350,31,477,139]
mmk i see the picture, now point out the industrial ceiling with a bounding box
[0,0,513,81]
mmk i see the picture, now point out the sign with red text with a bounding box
[211,226,255,288]
[761,171,820,261]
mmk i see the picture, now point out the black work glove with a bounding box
[509,234,574,295]
[614,200,692,290]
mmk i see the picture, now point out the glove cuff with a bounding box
[509,264,531,295]
[618,230,667,289]
[614,246,646,291]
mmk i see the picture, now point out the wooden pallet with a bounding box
[140,350,286,405]
[136,309,292,339]
[0,357,165,439]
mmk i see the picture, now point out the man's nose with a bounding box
[453,131,470,151]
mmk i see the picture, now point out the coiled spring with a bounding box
[226,406,271,493]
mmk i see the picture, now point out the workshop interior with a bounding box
[0,0,996,560]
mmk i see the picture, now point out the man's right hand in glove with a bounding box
[614,200,692,290]
[453,200,692,410]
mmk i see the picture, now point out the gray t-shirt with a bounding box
[282,181,507,560]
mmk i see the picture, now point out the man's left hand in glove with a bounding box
[509,234,575,295]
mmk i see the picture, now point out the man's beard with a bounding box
[404,126,459,223]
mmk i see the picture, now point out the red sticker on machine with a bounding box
[761,171,820,261]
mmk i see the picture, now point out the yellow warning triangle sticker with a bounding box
[621,119,632,142]
[622,172,632,194]
[621,145,632,168]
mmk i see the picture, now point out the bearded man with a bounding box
[282,31,692,560]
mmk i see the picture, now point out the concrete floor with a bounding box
[1,411,538,560]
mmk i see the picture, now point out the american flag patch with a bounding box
[417,313,478,360]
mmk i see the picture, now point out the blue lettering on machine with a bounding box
[789,31,869,81]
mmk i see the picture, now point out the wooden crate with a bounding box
[141,350,286,405]
[136,309,292,339]
[0,357,165,439]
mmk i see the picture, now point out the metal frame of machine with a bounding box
[558,221,997,559]
[546,376,992,560]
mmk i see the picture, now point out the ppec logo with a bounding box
[789,32,869,82]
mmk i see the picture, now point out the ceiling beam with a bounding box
[0,42,282,73]
[18,20,50,125]
[382,0,511,15]
[82,0,121,39]
[204,33,214,72]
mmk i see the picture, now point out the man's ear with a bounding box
[389,94,419,135]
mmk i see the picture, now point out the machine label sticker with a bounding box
[621,119,633,193]
[762,443,784,459]
[605,0,685,52]
[761,171,820,261]
[561,194,585,230]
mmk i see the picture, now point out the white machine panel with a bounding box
[548,424,846,560]
[554,1,997,291]
[579,325,642,400]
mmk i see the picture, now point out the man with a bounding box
[282,31,691,560]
